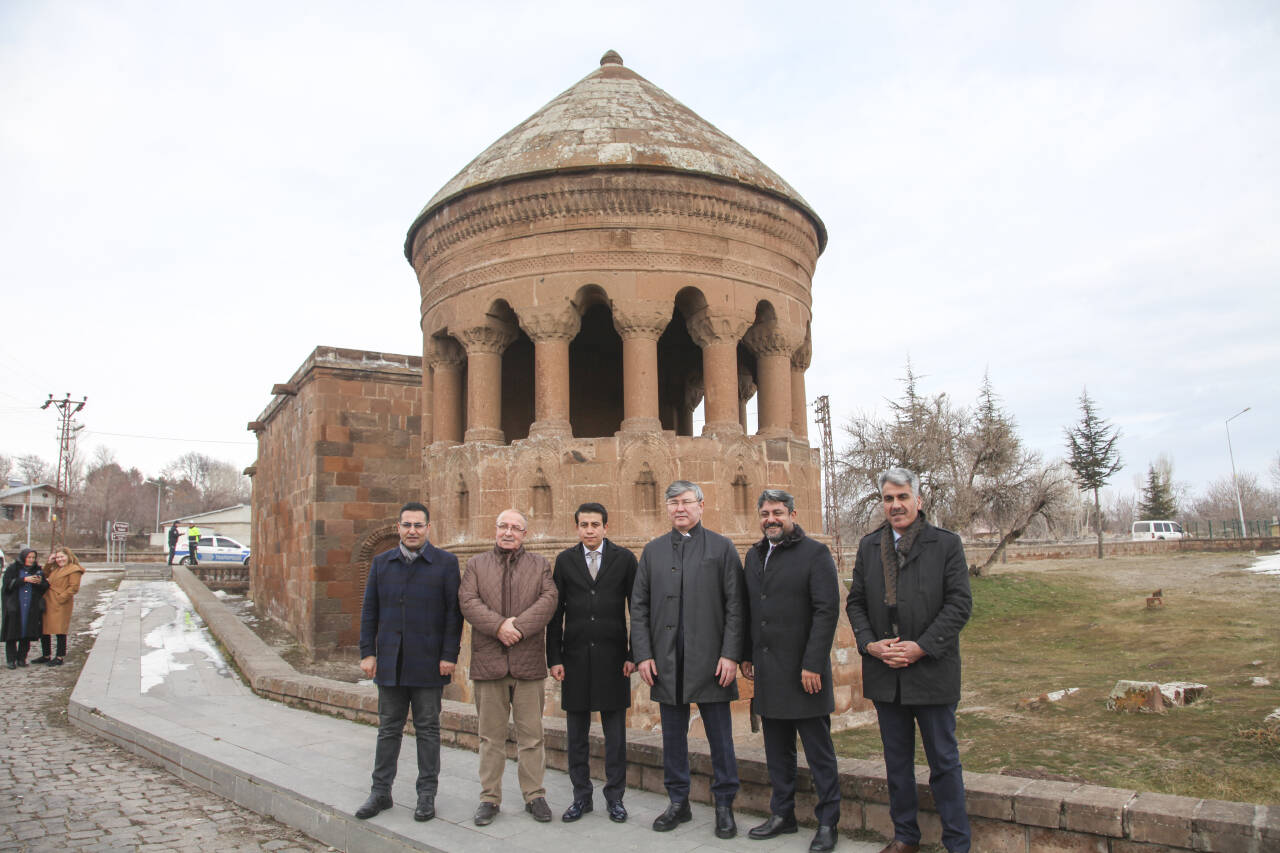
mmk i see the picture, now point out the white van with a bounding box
[1132,520,1184,541]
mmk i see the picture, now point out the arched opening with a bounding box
[634,464,658,516]
[733,470,751,517]
[736,343,758,434]
[568,298,624,436]
[657,295,705,436]
[492,299,533,443]
[531,467,553,521]
[455,476,470,539]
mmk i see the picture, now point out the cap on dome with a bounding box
[406,52,825,257]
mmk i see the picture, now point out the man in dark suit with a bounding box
[632,479,745,839]
[547,502,638,824]
[167,522,180,566]
[741,489,842,852]
[846,468,972,853]
[354,501,462,824]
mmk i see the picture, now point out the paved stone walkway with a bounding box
[0,571,327,852]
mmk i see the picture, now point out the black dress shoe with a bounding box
[606,800,627,823]
[749,813,798,839]
[16,660,27,668]
[474,801,500,825]
[414,796,435,822]
[714,804,737,839]
[561,799,592,822]
[810,825,838,851]
[31,656,51,664]
[354,792,392,820]
[5,662,14,670]
[652,800,692,831]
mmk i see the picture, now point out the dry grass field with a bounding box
[832,551,1280,804]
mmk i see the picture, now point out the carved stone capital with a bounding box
[737,369,757,401]
[612,300,672,340]
[458,322,518,355]
[791,335,812,371]
[687,309,752,348]
[684,372,705,410]
[519,306,581,342]
[743,323,801,358]
[426,336,466,368]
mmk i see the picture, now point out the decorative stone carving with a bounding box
[612,300,673,340]
[738,368,757,402]
[426,335,466,367]
[743,323,801,358]
[687,308,753,348]
[458,322,518,354]
[791,334,812,371]
[519,306,581,342]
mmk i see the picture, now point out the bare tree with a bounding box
[1190,473,1278,523]
[15,454,54,484]
[1105,490,1137,534]
[1064,389,1123,558]
[0,454,12,484]
[162,452,250,511]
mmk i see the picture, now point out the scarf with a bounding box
[879,513,926,609]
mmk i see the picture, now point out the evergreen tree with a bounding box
[1064,389,1123,558]
[1137,464,1178,520]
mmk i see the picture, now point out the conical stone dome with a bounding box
[406,51,825,257]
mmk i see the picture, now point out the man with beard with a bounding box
[741,489,841,852]
[631,480,745,839]
[354,501,462,823]
[845,468,972,853]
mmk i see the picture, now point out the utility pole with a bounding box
[813,395,842,569]
[41,393,86,551]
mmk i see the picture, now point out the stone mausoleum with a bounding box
[249,52,863,726]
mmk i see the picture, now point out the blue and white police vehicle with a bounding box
[174,534,251,567]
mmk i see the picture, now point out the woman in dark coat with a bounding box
[2,548,50,668]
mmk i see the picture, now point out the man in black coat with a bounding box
[632,479,745,840]
[741,489,841,852]
[845,468,972,853]
[547,502,637,824]
[354,501,462,824]
[167,522,180,566]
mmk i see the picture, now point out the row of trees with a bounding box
[835,362,1280,568]
[0,449,250,544]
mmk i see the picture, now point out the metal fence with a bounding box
[1181,519,1280,539]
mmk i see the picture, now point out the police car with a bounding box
[174,534,251,567]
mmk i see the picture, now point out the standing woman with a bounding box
[2,548,49,669]
[36,546,85,666]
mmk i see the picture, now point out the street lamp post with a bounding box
[1225,407,1250,538]
[145,479,166,538]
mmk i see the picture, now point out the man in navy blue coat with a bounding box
[354,501,462,823]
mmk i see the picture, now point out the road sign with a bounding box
[112,521,130,534]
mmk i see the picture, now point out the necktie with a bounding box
[588,551,600,580]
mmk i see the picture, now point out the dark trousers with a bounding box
[5,640,31,664]
[659,700,738,806]
[168,543,177,565]
[371,685,443,797]
[188,540,198,565]
[40,634,67,658]
[566,708,627,804]
[875,700,970,852]
[762,715,841,827]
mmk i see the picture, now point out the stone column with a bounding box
[791,336,812,442]
[745,323,799,438]
[737,367,756,431]
[458,321,517,444]
[428,337,466,445]
[520,307,580,438]
[613,301,670,433]
[688,309,751,437]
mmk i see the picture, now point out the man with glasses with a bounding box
[632,480,745,839]
[459,509,558,826]
[354,502,462,823]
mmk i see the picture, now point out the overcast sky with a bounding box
[2,1,1276,504]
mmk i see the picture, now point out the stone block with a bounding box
[863,802,893,839]
[1192,798,1258,853]
[1107,680,1166,713]
[1061,783,1136,837]
[969,815,1026,852]
[965,771,1028,821]
[1013,779,1081,828]
[1026,826,1108,852]
[1126,791,1199,848]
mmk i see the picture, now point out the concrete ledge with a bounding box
[170,567,1268,853]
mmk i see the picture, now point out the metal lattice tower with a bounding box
[41,393,86,551]
[813,394,842,567]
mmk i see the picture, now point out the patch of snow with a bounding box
[136,583,230,692]
[1045,687,1080,702]
[1252,676,1272,687]
[1246,553,1280,576]
[213,590,229,599]
[80,588,120,638]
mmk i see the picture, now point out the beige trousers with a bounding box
[474,676,546,804]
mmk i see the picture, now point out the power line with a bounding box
[82,430,255,446]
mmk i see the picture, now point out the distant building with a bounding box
[149,503,251,549]
[0,484,59,522]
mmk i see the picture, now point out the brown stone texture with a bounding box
[249,347,422,656]
[1191,799,1260,853]
[1026,826,1109,852]
[1126,792,1200,848]
[1013,779,1082,828]
[970,816,1028,852]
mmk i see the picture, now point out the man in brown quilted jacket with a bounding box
[459,508,558,827]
